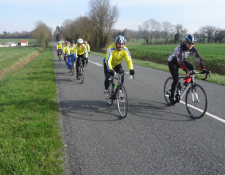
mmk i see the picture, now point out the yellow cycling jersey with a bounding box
[57,44,62,50]
[103,43,133,71]
[75,43,88,57]
[85,44,90,52]
[69,46,76,55]
[63,45,70,55]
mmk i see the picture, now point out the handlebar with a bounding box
[189,70,211,80]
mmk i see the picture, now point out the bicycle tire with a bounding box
[163,77,174,105]
[116,84,128,118]
[80,73,84,84]
[107,81,114,106]
[70,62,74,76]
[185,84,207,119]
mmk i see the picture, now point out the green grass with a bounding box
[0,38,40,46]
[0,47,42,71]
[0,46,64,174]
[92,51,225,86]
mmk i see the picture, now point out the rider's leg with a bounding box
[168,61,179,100]
[104,63,111,90]
[183,60,195,83]
[67,56,71,70]
[114,63,124,84]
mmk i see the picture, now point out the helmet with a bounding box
[65,41,68,44]
[71,40,75,44]
[58,41,61,44]
[185,34,196,42]
[115,35,126,44]
[77,38,83,44]
[84,41,87,44]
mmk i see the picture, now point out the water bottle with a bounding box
[114,84,117,91]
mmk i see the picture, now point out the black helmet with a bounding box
[185,34,196,42]
[115,35,127,44]
[71,40,75,44]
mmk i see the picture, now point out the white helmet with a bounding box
[58,41,61,44]
[77,38,83,44]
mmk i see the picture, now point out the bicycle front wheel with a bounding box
[185,84,207,119]
[107,82,114,106]
[163,77,173,105]
[80,73,84,84]
[116,85,128,118]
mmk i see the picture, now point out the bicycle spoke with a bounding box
[116,85,128,118]
[185,84,207,119]
[164,77,174,105]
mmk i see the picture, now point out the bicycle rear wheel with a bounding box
[80,73,84,84]
[185,84,207,119]
[163,77,173,105]
[116,85,128,118]
[107,82,114,106]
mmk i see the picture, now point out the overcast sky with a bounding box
[1,0,225,34]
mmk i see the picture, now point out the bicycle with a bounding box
[164,70,211,119]
[106,71,133,118]
[64,53,68,65]
[69,59,75,76]
[77,58,84,84]
[58,50,62,61]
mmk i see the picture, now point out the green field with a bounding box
[0,38,40,46]
[0,46,64,174]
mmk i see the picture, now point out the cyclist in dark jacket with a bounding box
[168,34,206,105]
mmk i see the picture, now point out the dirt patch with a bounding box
[0,48,43,80]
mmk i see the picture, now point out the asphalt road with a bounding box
[53,44,225,175]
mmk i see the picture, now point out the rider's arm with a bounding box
[82,45,88,58]
[123,47,133,70]
[176,48,188,72]
[105,48,113,71]
[192,48,205,70]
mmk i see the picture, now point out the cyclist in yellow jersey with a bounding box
[103,35,135,96]
[63,41,70,62]
[57,41,63,59]
[84,40,90,54]
[75,38,88,78]
[67,40,76,72]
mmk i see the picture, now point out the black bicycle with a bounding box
[58,50,62,62]
[106,71,133,118]
[164,70,211,119]
[69,59,75,76]
[77,58,84,84]
[64,53,68,65]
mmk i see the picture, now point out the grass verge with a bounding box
[0,46,64,174]
[92,51,225,86]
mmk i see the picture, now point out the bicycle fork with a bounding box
[190,86,199,103]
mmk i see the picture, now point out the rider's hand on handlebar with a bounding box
[202,69,210,76]
[186,69,190,77]
[130,69,135,75]
[109,70,115,76]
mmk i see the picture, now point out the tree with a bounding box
[174,30,180,44]
[162,21,173,43]
[88,0,119,48]
[32,21,52,48]
[204,25,216,43]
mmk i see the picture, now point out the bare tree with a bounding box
[162,21,173,43]
[32,21,52,48]
[88,0,119,47]
[175,24,188,42]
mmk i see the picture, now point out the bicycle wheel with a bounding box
[70,62,74,76]
[80,72,84,84]
[163,77,174,105]
[116,84,128,118]
[185,84,207,119]
[107,82,114,106]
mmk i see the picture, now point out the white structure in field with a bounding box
[21,40,28,46]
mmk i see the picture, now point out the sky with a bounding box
[1,0,225,35]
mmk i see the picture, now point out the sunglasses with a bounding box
[188,42,195,45]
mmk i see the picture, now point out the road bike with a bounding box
[106,71,133,118]
[164,70,211,119]
[64,53,68,65]
[58,50,62,61]
[77,58,84,84]
[69,59,75,76]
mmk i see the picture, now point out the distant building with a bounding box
[21,40,28,46]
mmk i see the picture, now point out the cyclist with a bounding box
[75,38,88,79]
[168,34,209,105]
[63,41,70,62]
[84,41,90,65]
[57,41,63,59]
[67,40,76,72]
[103,35,135,98]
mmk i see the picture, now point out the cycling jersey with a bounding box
[103,43,133,71]
[69,45,76,55]
[85,44,90,52]
[57,44,62,50]
[63,45,70,55]
[168,42,205,71]
[75,44,88,57]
